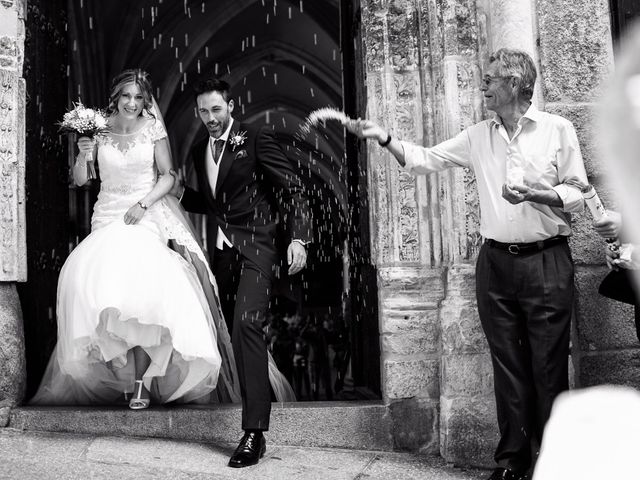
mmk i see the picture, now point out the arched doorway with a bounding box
[20,0,379,402]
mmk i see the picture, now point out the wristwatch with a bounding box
[137,201,148,210]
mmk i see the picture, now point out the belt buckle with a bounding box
[508,244,520,255]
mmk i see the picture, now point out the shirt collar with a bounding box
[210,117,235,143]
[490,103,540,127]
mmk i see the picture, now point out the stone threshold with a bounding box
[9,401,393,451]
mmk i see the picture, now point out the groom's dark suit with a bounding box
[181,119,311,430]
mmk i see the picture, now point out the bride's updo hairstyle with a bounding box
[107,68,155,117]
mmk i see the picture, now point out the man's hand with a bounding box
[287,241,307,275]
[343,118,387,143]
[502,183,528,204]
[501,183,563,207]
[594,210,622,239]
[605,244,620,270]
[169,169,185,199]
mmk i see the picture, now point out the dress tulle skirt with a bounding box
[31,219,227,405]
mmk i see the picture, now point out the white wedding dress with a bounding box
[31,119,241,405]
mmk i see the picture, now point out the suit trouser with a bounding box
[475,241,573,472]
[213,244,272,431]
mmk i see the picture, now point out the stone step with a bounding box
[9,401,394,451]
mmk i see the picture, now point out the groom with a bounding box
[177,77,311,467]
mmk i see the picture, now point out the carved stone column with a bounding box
[361,0,443,453]
[0,0,27,424]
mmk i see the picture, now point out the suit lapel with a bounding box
[214,119,239,199]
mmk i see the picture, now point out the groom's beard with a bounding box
[206,119,230,138]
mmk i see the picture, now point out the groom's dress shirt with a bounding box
[400,104,588,243]
[205,120,234,250]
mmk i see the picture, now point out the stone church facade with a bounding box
[0,0,636,468]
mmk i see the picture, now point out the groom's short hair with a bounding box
[193,77,232,103]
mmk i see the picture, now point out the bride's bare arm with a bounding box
[73,136,96,186]
[123,137,175,225]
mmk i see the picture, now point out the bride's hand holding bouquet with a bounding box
[58,102,108,181]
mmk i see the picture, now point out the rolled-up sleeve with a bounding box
[554,120,588,213]
[401,130,472,175]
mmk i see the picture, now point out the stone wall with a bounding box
[0,0,27,423]
[361,0,625,469]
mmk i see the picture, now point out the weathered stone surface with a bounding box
[441,265,487,354]
[0,283,26,407]
[570,214,616,267]
[389,398,439,453]
[11,402,394,451]
[384,358,439,400]
[580,350,640,389]
[441,354,494,397]
[378,266,445,309]
[574,266,639,351]
[381,309,440,355]
[0,428,488,479]
[440,396,498,468]
[441,302,487,354]
[386,0,420,71]
[442,0,479,58]
[543,102,601,178]
[0,70,26,281]
[0,406,9,427]
[536,0,613,103]
[445,264,477,298]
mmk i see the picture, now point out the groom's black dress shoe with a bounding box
[486,467,528,480]
[228,431,266,468]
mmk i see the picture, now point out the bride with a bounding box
[31,69,280,408]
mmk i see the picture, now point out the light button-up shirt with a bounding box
[401,104,588,243]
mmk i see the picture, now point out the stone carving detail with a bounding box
[455,61,482,260]
[0,69,25,281]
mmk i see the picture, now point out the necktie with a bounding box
[212,138,224,164]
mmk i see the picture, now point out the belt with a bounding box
[485,236,568,255]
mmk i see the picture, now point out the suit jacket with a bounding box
[182,120,312,275]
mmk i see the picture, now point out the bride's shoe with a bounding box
[129,380,150,410]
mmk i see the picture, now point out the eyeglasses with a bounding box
[481,75,512,87]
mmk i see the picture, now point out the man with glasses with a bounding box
[345,49,588,480]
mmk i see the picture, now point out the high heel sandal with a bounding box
[129,380,150,410]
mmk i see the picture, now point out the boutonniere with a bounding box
[228,130,247,151]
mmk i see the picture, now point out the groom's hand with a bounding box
[287,241,307,275]
[168,169,185,199]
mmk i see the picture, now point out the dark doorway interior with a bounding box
[610,0,640,41]
[20,0,379,402]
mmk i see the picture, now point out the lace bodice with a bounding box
[96,119,166,196]
[91,119,166,232]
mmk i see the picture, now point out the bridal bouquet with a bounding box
[58,103,107,179]
[58,102,108,137]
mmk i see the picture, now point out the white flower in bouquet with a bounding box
[58,102,108,137]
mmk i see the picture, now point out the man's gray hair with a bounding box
[489,49,537,100]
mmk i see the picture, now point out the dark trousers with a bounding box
[476,241,574,472]
[213,244,272,431]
